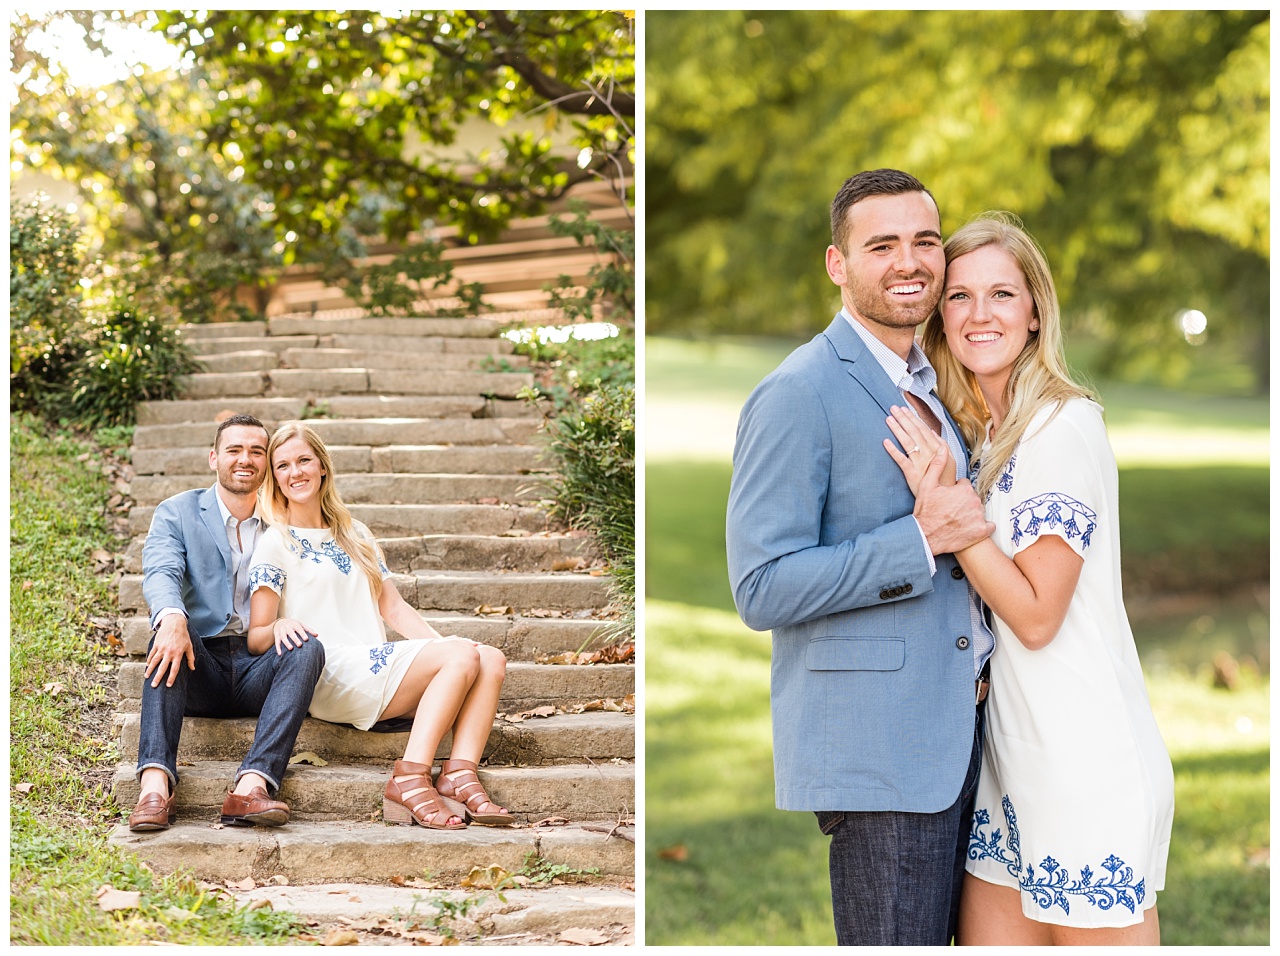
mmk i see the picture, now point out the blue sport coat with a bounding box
[726,315,979,813]
[141,485,240,640]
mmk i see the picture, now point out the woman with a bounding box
[246,421,513,829]
[883,213,1174,945]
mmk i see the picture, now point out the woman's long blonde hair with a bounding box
[260,421,385,600]
[922,212,1094,500]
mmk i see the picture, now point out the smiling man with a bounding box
[726,169,996,945]
[129,414,325,832]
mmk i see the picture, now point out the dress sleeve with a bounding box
[1004,402,1104,560]
[248,526,289,595]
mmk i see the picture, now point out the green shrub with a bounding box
[545,201,634,328]
[10,196,91,413]
[322,238,486,317]
[543,383,636,638]
[63,306,202,429]
[514,329,635,411]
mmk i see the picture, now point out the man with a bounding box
[128,414,325,831]
[726,169,995,944]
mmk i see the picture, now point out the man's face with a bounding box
[826,191,945,333]
[209,424,269,496]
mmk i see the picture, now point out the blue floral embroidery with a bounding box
[290,527,352,573]
[248,563,286,594]
[969,796,1146,916]
[970,454,1017,502]
[369,643,395,674]
[1010,492,1096,549]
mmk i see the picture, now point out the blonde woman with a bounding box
[884,214,1174,945]
[246,421,513,829]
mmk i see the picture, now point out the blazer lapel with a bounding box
[823,315,911,417]
[199,485,233,573]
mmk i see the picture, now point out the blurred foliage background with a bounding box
[646,9,1268,393]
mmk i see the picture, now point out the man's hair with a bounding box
[830,169,935,254]
[213,413,268,450]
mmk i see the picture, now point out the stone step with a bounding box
[327,334,523,358]
[110,759,633,824]
[195,350,281,373]
[129,473,535,507]
[132,442,546,477]
[269,316,504,339]
[122,531,595,575]
[117,660,634,713]
[133,417,541,449]
[173,369,534,401]
[136,395,510,427]
[115,711,634,766]
[280,347,525,373]
[127,502,548,537]
[189,335,320,355]
[107,819,635,883]
[179,321,269,339]
[266,368,533,399]
[119,613,613,660]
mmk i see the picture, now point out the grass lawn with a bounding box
[10,415,308,945]
[644,335,1269,945]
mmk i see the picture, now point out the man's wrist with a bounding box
[154,607,188,631]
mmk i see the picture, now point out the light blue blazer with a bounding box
[727,315,979,813]
[141,485,240,640]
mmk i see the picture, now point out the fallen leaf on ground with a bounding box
[22,581,33,591]
[475,604,513,616]
[248,898,273,911]
[461,864,511,889]
[289,751,329,766]
[91,548,114,564]
[96,885,142,912]
[552,558,587,571]
[42,682,65,697]
[346,895,361,903]
[559,927,611,945]
[321,929,360,946]
[14,783,34,794]
[268,875,289,885]
[228,877,256,891]
[403,930,451,945]
[658,844,689,862]
[532,816,572,828]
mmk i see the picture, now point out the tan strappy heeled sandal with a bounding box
[382,759,466,829]
[436,758,514,827]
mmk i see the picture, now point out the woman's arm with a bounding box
[247,587,317,656]
[885,403,1084,649]
[378,580,446,641]
[956,534,1082,650]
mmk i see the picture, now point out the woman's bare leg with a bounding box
[957,874,1052,946]
[1049,905,1160,946]
[447,644,507,761]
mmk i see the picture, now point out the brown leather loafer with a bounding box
[220,786,289,827]
[128,790,176,832]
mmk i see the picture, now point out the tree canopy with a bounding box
[154,10,635,247]
[646,10,1268,390]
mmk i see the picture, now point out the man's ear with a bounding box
[825,245,847,286]
[209,446,219,472]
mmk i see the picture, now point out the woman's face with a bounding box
[940,244,1037,387]
[271,435,326,508]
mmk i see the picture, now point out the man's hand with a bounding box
[144,613,196,688]
[914,452,994,555]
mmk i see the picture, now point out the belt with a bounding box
[975,659,991,705]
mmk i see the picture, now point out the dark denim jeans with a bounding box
[136,634,325,795]
[816,703,985,946]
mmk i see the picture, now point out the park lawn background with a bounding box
[644,336,1269,946]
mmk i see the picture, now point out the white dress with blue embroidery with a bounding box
[966,398,1174,928]
[247,521,469,730]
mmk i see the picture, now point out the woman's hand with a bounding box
[882,405,956,496]
[272,618,316,656]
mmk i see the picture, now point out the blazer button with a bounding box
[956,636,970,650]
[951,566,965,580]
[903,583,913,595]
[880,589,892,600]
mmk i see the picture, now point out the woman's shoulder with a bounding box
[1024,397,1104,443]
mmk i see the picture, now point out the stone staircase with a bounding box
[106,309,635,888]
